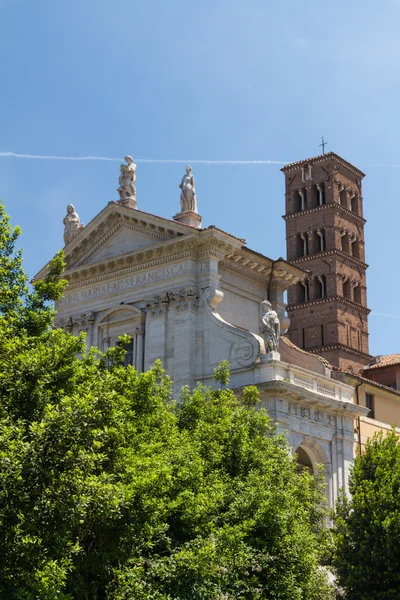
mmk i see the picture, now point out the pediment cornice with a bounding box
[63,233,238,289]
[65,210,183,270]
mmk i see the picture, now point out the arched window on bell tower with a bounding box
[350,236,360,259]
[343,277,352,300]
[354,283,362,305]
[296,189,306,211]
[300,233,308,256]
[350,193,358,214]
[317,183,326,206]
[316,229,326,252]
[339,185,347,207]
[315,275,326,299]
[340,230,350,254]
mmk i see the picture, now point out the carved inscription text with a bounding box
[59,262,190,305]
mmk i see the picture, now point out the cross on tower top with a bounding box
[319,136,327,154]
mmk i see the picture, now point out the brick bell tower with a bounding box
[282,152,372,373]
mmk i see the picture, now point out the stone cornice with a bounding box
[283,202,366,225]
[287,295,371,315]
[222,252,305,287]
[220,259,269,284]
[280,152,365,178]
[62,231,240,288]
[307,344,373,362]
[64,250,195,290]
[291,249,368,270]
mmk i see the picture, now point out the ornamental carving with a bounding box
[230,340,258,367]
[54,312,95,331]
[300,406,310,419]
[203,286,224,309]
[170,287,200,312]
[145,287,200,317]
[314,410,324,423]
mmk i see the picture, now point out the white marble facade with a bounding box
[36,200,367,506]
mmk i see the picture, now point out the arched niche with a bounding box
[290,435,331,478]
[296,446,314,473]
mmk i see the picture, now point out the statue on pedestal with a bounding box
[63,204,84,245]
[179,165,197,213]
[261,300,280,353]
[118,155,136,200]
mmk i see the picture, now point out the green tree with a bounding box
[333,429,400,600]
[0,203,334,599]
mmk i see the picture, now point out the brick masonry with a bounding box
[282,152,371,372]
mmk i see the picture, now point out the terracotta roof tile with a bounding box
[280,336,332,369]
[363,354,400,371]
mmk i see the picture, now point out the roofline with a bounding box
[363,361,400,372]
[335,369,400,398]
[280,152,366,178]
[242,248,308,278]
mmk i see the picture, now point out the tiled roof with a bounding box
[280,151,365,178]
[280,336,332,369]
[363,354,400,371]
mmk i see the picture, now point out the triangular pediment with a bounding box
[84,223,166,266]
[58,203,195,272]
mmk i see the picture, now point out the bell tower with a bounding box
[282,152,372,373]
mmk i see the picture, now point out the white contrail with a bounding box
[0,151,287,165]
[371,312,400,319]
[369,164,400,168]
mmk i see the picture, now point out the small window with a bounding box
[365,393,375,419]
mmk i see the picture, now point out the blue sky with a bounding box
[1,0,399,356]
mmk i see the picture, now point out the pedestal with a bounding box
[117,197,137,210]
[260,350,281,363]
[173,210,202,228]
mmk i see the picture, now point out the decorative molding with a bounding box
[281,152,365,178]
[170,287,200,312]
[204,286,224,309]
[283,202,366,225]
[307,343,372,361]
[145,287,200,317]
[287,402,337,427]
[54,311,95,331]
[64,251,194,290]
[287,295,370,315]
[291,248,368,270]
[219,260,269,284]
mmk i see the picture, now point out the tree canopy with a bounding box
[0,203,333,599]
[333,429,400,600]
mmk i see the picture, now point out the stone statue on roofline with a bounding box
[118,155,136,201]
[179,165,197,213]
[261,300,280,353]
[63,204,84,245]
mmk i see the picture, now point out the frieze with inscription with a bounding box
[59,262,190,305]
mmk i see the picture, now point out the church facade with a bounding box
[36,158,369,508]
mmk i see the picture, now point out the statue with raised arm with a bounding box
[179,165,197,212]
[118,155,136,200]
[63,204,84,245]
[261,300,280,353]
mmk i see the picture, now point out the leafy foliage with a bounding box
[334,429,400,600]
[0,203,333,598]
